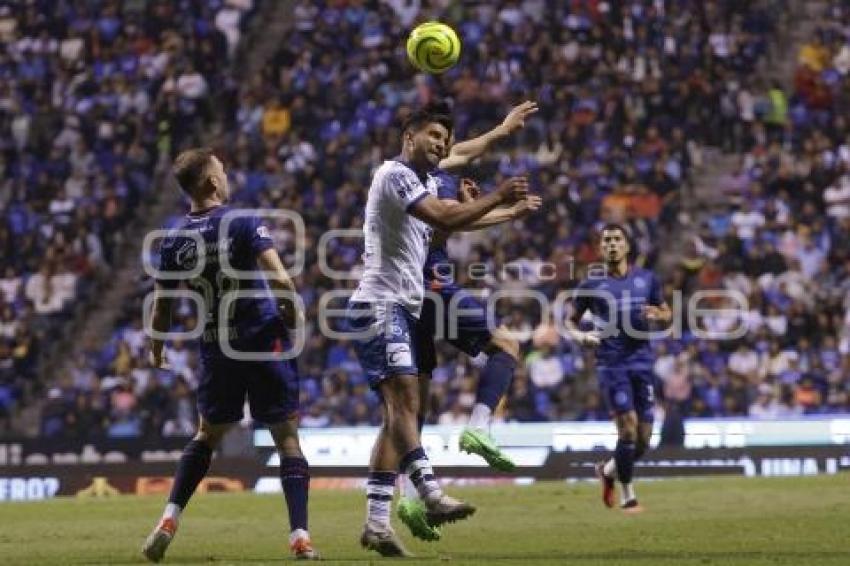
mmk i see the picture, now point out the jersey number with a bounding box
[187,273,239,323]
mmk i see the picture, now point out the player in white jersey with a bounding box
[347,103,528,557]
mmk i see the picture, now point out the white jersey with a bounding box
[351,160,436,317]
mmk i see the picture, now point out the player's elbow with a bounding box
[421,207,458,232]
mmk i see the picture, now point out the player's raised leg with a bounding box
[142,417,231,562]
[460,326,519,471]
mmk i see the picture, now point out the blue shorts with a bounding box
[597,367,656,423]
[417,282,492,374]
[197,322,299,424]
[347,301,419,389]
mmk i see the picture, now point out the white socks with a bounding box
[402,453,443,504]
[162,503,182,523]
[603,458,616,478]
[468,403,492,430]
[289,528,310,544]
[399,473,419,499]
[621,482,636,504]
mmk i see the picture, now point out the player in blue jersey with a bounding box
[427,102,540,470]
[570,223,671,512]
[142,148,318,561]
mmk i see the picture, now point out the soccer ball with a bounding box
[406,22,461,74]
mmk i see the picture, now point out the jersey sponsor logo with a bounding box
[256,225,271,239]
[386,342,413,368]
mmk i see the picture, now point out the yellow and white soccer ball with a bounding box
[406,22,461,74]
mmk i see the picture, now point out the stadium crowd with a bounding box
[662,0,850,421]
[0,0,257,436]
[23,0,848,440]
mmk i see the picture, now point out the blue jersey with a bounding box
[574,267,663,369]
[423,169,460,285]
[157,205,280,357]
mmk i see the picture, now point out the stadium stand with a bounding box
[0,0,258,436]
[12,1,847,439]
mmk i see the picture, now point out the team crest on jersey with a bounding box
[174,240,198,269]
[256,225,271,239]
[633,277,646,289]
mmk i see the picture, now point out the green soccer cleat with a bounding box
[397,497,441,542]
[459,428,516,472]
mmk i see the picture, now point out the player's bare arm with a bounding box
[438,101,539,171]
[257,247,303,329]
[409,176,528,232]
[148,282,174,368]
[454,196,542,232]
[450,178,542,231]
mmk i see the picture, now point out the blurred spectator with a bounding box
[48,1,850,437]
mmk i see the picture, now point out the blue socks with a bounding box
[614,439,636,485]
[280,456,310,532]
[168,439,213,509]
[477,351,517,410]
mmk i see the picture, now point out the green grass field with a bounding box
[0,474,848,565]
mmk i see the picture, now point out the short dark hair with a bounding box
[172,148,215,194]
[401,100,454,137]
[600,223,630,239]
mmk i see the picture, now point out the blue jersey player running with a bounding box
[570,223,671,512]
[142,148,318,561]
[347,103,530,557]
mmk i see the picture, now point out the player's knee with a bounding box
[396,393,418,419]
[392,378,421,415]
[489,327,520,361]
[276,437,303,458]
[616,416,639,442]
[269,416,302,457]
[194,419,231,448]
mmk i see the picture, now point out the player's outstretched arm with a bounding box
[148,282,174,368]
[455,195,542,232]
[257,248,303,329]
[409,177,528,232]
[439,101,538,172]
